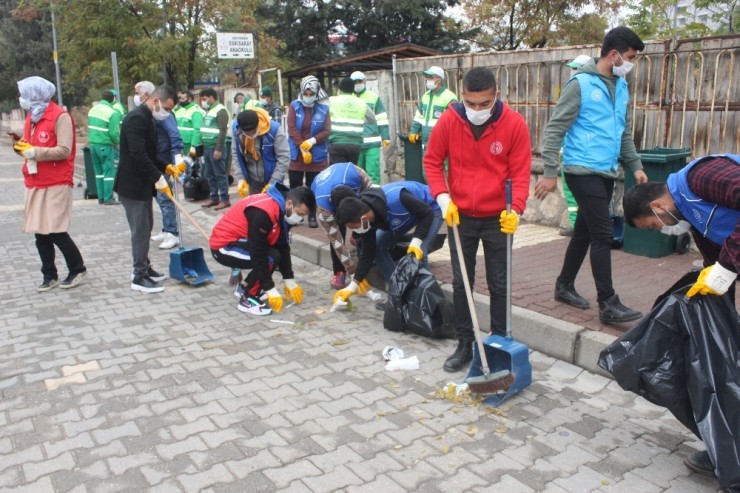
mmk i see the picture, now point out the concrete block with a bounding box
[575,330,617,378]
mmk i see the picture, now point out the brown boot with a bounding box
[202,200,220,208]
[213,201,231,211]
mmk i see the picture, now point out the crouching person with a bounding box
[209,183,316,315]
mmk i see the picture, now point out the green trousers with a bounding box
[91,144,118,202]
[358,146,381,184]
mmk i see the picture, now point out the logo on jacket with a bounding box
[591,90,603,102]
[391,218,402,227]
[37,131,51,144]
[490,141,503,155]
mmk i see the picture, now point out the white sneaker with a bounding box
[151,231,166,242]
[158,232,179,250]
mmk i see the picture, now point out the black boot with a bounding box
[599,294,642,324]
[683,450,715,477]
[443,340,473,372]
[308,211,318,228]
[554,280,590,309]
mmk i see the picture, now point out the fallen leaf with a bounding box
[465,425,479,436]
[330,339,350,346]
[394,444,402,449]
[494,428,507,434]
[601,480,610,485]
[440,446,450,454]
[314,308,326,314]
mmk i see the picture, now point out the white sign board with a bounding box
[216,33,255,59]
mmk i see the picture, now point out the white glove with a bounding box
[307,137,316,146]
[436,193,451,218]
[174,154,184,165]
[154,175,168,191]
[21,147,36,160]
[704,263,737,294]
[285,279,298,289]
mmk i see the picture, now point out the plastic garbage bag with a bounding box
[383,254,454,339]
[183,161,210,201]
[598,271,740,490]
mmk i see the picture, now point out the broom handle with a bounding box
[451,221,491,374]
[505,179,513,339]
[169,184,212,244]
[171,176,186,248]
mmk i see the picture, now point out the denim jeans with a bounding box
[558,174,616,302]
[155,176,177,235]
[375,213,444,283]
[449,213,507,340]
[202,146,229,202]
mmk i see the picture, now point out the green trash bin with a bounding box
[622,147,691,258]
[398,134,426,184]
[82,146,98,200]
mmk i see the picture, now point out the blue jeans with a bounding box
[155,176,177,235]
[202,146,229,202]
[375,213,444,283]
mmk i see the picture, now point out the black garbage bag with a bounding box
[598,271,740,490]
[183,161,210,201]
[383,254,454,339]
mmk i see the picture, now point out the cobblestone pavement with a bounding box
[0,141,721,492]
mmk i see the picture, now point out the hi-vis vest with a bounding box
[201,103,229,147]
[176,102,205,146]
[241,98,263,111]
[410,86,457,144]
[328,94,367,145]
[87,100,119,146]
[357,89,390,148]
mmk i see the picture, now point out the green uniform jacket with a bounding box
[357,89,390,149]
[87,100,121,146]
[175,101,205,147]
[409,86,457,145]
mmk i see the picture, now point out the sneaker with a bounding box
[151,231,167,242]
[158,232,179,250]
[130,267,167,282]
[237,295,271,315]
[599,294,642,324]
[330,272,348,289]
[60,271,86,289]
[37,278,59,292]
[131,276,164,293]
[554,280,590,309]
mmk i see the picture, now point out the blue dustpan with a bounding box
[168,178,214,287]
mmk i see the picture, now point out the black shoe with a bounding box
[554,281,590,309]
[60,271,86,289]
[131,276,164,293]
[684,450,715,477]
[147,267,167,282]
[102,199,121,206]
[599,294,642,324]
[308,212,318,228]
[443,340,473,372]
[37,278,59,292]
[375,302,386,311]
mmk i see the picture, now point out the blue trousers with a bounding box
[155,176,177,235]
[202,146,229,202]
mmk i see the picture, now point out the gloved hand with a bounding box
[13,141,35,159]
[406,237,423,260]
[299,138,316,151]
[284,279,304,304]
[408,134,420,144]
[301,149,312,164]
[237,179,249,198]
[436,193,459,226]
[155,175,173,200]
[686,262,737,297]
[266,287,284,313]
[354,278,370,295]
[261,182,271,193]
[499,210,519,235]
[382,140,390,148]
[333,280,358,304]
[189,148,197,158]
[165,162,187,178]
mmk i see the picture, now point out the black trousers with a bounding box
[35,232,85,281]
[211,240,280,297]
[558,174,616,302]
[329,223,348,274]
[288,170,319,190]
[329,144,360,165]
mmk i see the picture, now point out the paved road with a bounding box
[0,140,720,492]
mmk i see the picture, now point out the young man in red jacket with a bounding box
[423,67,532,372]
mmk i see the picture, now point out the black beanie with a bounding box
[237,110,259,131]
[338,77,355,94]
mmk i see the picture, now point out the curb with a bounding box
[289,232,617,378]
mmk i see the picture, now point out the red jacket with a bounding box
[209,194,281,250]
[22,102,76,189]
[423,101,531,216]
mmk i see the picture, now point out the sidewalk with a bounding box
[0,141,721,492]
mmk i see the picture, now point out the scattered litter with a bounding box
[385,355,419,371]
[330,339,350,346]
[366,288,383,301]
[382,346,404,361]
[268,320,295,325]
[314,308,326,314]
[330,298,354,312]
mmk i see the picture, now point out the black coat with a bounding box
[114,104,167,201]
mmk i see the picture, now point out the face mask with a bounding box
[201,101,211,110]
[259,98,268,105]
[19,97,32,110]
[285,206,304,225]
[240,129,257,140]
[349,217,371,235]
[134,95,142,107]
[465,103,493,126]
[425,80,437,91]
[152,101,170,121]
[301,95,316,106]
[652,208,692,236]
[354,84,365,93]
[612,53,634,77]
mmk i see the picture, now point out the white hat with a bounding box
[422,66,445,79]
[566,55,592,68]
[350,71,365,81]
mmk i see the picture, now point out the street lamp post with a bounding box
[50,0,63,106]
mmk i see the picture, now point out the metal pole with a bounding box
[277,69,283,107]
[111,52,120,100]
[50,1,63,106]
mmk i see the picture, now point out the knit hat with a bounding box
[237,110,259,131]
[338,77,355,94]
[260,87,272,98]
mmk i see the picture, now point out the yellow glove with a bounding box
[686,263,737,298]
[301,149,312,164]
[406,238,423,260]
[333,279,368,303]
[13,141,35,159]
[299,138,316,151]
[261,183,271,193]
[499,210,519,235]
[284,279,304,304]
[189,148,197,158]
[356,278,370,295]
[382,140,390,148]
[155,175,173,200]
[408,134,420,144]
[237,179,249,198]
[266,288,284,313]
[165,163,186,178]
[436,193,459,227]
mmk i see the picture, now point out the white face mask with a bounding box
[354,84,365,93]
[152,101,170,121]
[653,208,692,236]
[349,217,371,235]
[133,95,142,107]
[301,95,316,106]
[259,98,268,105]
[201,100,211,110]
[425,79,438,91]
[465,103,494,126]
[18,97,31,110]
[285,205,304,225]
[612,53,634,77]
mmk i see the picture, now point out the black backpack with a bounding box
[183,161,210,201]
